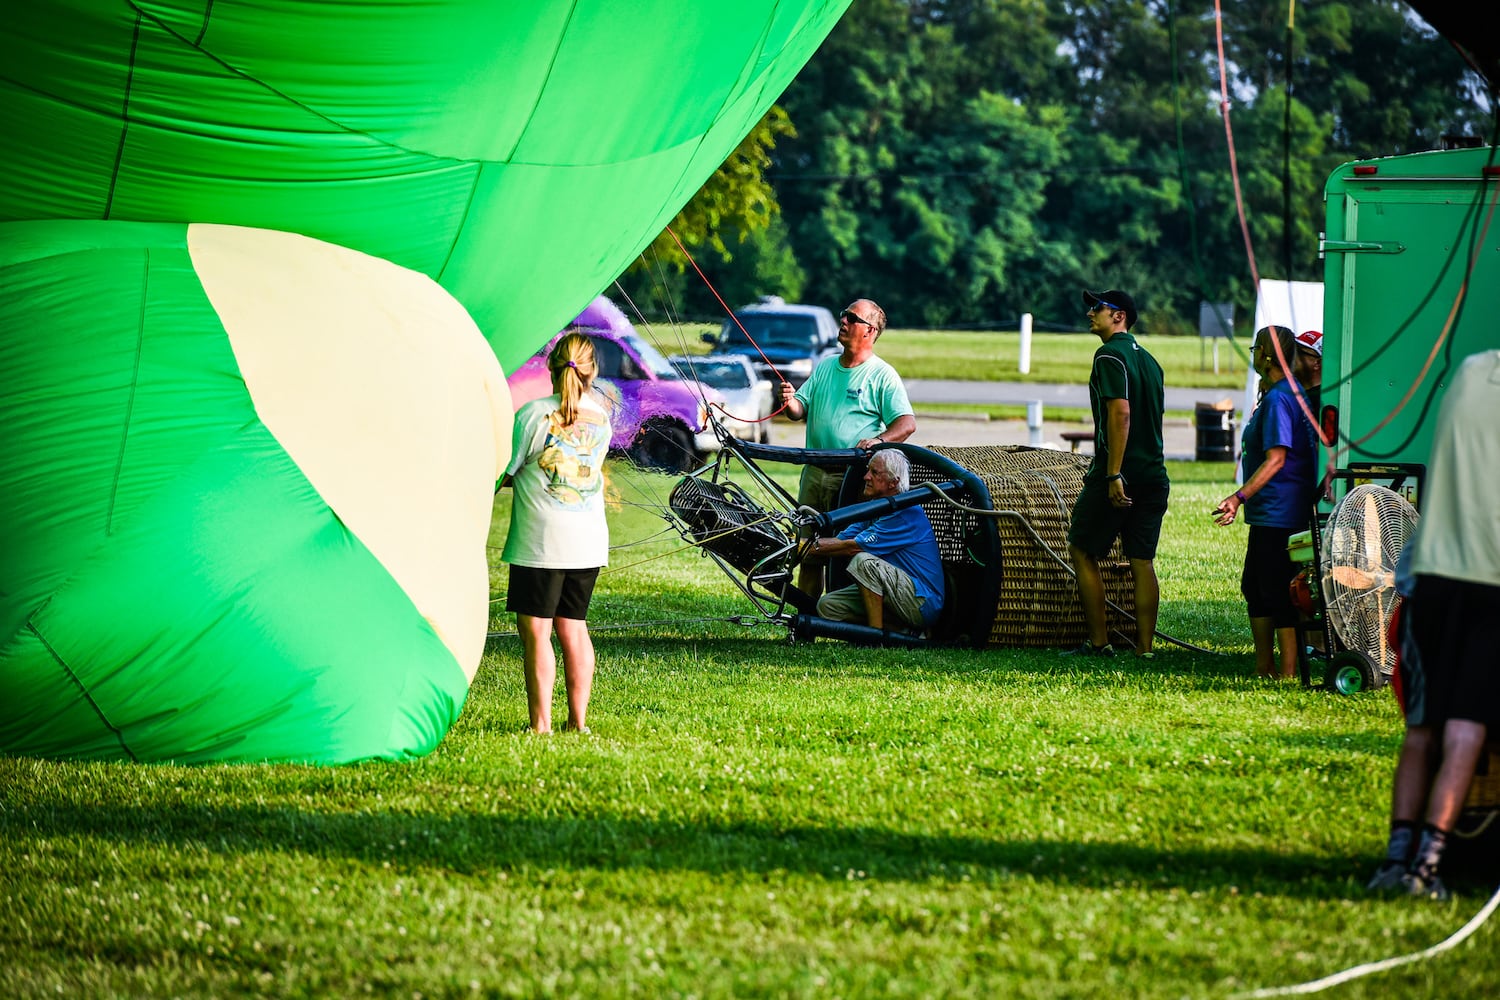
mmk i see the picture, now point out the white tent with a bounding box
[1236,279,1324,478]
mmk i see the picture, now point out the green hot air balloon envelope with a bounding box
[0,0,855,369]
[0,221,511,764]
[0,1,852,763]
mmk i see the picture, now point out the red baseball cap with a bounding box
[1294,329,1322,356]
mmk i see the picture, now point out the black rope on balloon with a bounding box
[1281,8,1295,283]
[1167,0,1248,365]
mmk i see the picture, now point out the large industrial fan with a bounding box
[1320,484,1420,692]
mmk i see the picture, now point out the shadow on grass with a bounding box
[2,797,1396,898]
[563,632,1297,693]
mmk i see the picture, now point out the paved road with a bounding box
[770,395,1220,463]
[906,378,1238,412]
[767,379,1243,461]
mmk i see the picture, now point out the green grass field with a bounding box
[4,460,1495,998]
[648,323,1251,391]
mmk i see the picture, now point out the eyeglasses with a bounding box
[1087,300,1123,316]
[840,309,875,327]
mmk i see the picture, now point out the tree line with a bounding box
[618,0,1492,335]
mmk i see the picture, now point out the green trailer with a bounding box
[1293,146,1498,695]
[1320,144,1500,481]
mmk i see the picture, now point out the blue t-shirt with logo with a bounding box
[837,505,945,626]
[1240,377,1317,529]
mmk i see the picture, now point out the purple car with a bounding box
[508,296,721,472]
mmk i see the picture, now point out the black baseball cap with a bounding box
[1082,289,1138,329]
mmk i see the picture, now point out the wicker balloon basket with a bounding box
[922,445,1137,649]
[1449,743,1500,877]
[1461,741,1500,821]
[676,440,1142,650]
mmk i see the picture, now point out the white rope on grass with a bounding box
[1231,881,1500,998]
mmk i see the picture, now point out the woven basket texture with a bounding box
[924,446,1137,648]
[1463,741,1500,813]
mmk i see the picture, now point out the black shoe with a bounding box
[1063,642,1116,657]
[1402,870,1452,901]
[1365,860,1406,893]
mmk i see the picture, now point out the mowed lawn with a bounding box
[4,460,1496,998]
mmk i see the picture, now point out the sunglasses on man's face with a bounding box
[841,310,875,327]
[1088,301,1123,316]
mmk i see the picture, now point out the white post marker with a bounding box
[1018,312,1033,374]
[1027,399,1043,446]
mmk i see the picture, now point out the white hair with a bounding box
[871,449,909,492]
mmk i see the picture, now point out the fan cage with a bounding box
[1320,484,1419,676]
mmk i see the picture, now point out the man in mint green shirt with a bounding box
[779,298,916,597]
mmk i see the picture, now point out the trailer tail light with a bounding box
[1484,166,1500,178]
[1352,165,1378,176]
[1320,404,1338,447]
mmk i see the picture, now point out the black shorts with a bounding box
[1240,525,1298,626]
[506,565,601,620]
[1067,476,1170,561]
[1401,574,1500,730]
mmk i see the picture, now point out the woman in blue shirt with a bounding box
[1213,326,1319,678]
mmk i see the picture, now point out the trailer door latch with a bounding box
[1319,239,1406,255]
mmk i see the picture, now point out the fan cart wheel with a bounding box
[1324,650,1376,695]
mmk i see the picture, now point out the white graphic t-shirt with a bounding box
[502,393,611,569]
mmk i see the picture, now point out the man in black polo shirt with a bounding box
[1065,289,1170,658]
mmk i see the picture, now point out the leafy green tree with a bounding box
[1222,0,1489,156]
[620,0,1492,334]
[1021,0,1485,329]
[615,106,800,319]
[774,0,1074,325]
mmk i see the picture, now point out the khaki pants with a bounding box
[798,465,847,588]
[816,551,928,632]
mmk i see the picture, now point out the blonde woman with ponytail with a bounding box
[500,331,611,733]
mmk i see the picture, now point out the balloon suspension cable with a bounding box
[492,457,803,632]
[611,251,730,440]
[603,507,787,576]
[1213,0,1260,294]
[663,225,793,426]
[612,263,772,435]
[1210,0,1332,488]
[608,275,710,423]
[1337,149,1500,460]
[1213,4,1500,479]
[1211,0,1338,485]
[919,483,1218,655]
[1167,0,1249,368]
[491,469,716,600]
[516,237,808,587]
